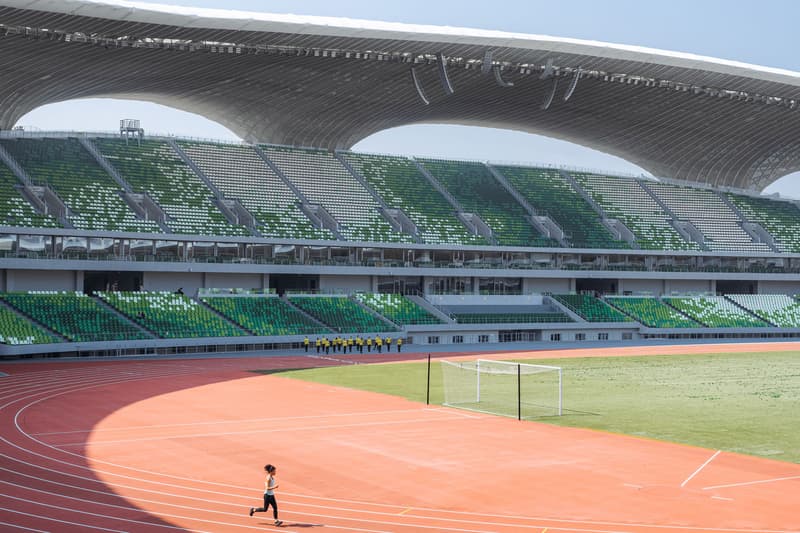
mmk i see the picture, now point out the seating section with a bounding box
[0,291,150,342]
[663,296,769,328]
[572,173,697,250]
[0,139,160,233]
[606,297,700,328]
[452,312,572,324]
[726,294,800,327]
[418,159,556,247]
[0,162,60,228]
[0,304,59,344]
[262,146,412,243]
[353,293,444,325]
[95,139,248,236]
[646,182,772,253]
[552,294,632,322]
[201,296,332,336]
[340,152,485,245]
[288,296,399,333]
[494,165,624,249]
[726,193,800,253]
[98,291,246,338]
[178,142,333,240]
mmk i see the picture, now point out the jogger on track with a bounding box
[249,464,282,526]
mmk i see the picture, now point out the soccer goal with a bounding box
[440,359,562,420]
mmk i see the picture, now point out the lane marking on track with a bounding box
[703,474,800,491]
[0,518,48,532]
[398,508,412,515]
[711,496,734,501]
[32,407,444,435]
[0,505,128,532]
[681,450,721,488]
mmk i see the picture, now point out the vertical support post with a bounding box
[426,353,431,405]
[558,368,563,416]
[517,363,522,421]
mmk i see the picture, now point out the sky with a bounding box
[17,0,800,197]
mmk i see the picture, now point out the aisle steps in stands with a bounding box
[406,295,456,324]
[638,181,707,249]
[715,191,780,252]
[92,296,159,338]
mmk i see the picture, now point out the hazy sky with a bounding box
[18,0,800,197]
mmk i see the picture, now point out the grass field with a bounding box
[273,351,800,463]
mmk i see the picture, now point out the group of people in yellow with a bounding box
[303,335,403,354]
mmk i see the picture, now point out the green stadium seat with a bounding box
[201,296,332,336]
[726,193,800,253]
[0,304,60,344]
[663,296,769,327]
[288,296,399,333]
[353,293,444,325]
[606,297,699,327]
[726,294,800,327]
[552,294,632,322]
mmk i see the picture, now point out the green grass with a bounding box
[270,351,800,464]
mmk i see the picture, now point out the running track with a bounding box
[0,345,798,533]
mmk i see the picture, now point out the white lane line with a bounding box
[32,407,442,435]
[53,415,472,447]
[0,505,127,532]
[703,474,800,491]
[711,496,734,501]
[0,517,48,532]
[681,450,721,488]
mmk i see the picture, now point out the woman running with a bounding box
[249,464,282,526]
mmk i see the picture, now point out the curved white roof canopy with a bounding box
[1,0,799,189]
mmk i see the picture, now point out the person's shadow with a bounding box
[260,522,323,528]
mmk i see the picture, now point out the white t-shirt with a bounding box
[265,475,276,495]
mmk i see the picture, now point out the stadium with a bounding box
[0,0,799,531]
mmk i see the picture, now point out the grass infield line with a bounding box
[680,450,721,487]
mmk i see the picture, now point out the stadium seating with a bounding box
[261,146,412,243]
[663,296,769,327]
[0,139,160,233]
[646,182,772,253]
[452,312,572,324]
[552,294,633,322]
[417,159,557,247]
[178,141,333,240]
[353,293,444,325]
[287,296,399,333]
[340,152,486,245]
[605,297,700,328]
[201,296,332,336]
[0,304,59,344]
[493,165,624,249]
[726,193,800,253]
[571,173,697,250]
[95,139,249,236]
[726,294,800,327]
[98,291,246,338]
[0,291,150,342]
[0,162,60,229]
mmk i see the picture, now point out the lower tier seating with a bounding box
[0,304,60,344]
[353,293,444,325]
[552,294,632,322]
[452,312,572,324]
[98,291,246,339]
[605,297,700,328]
[202,296,332,336]
[726,294,800,327]
[288,296,399,333]
[663,296,769,328]
[0,291,150,342]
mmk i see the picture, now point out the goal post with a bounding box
[440,359,562,420]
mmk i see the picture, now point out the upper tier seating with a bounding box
[0,291,150,342]
[0,139,160,233]
[98,291,246,338]
[726,294,800,327]
[95,139,249,236]
[0,304,59,344]
[353,293,444,325]
[552,294,632,322]
[262,146,412,243]
[494,165,624,249]
[605,297,700,328]
[646,182,772,253]
[663,296,769,327]
[452,312,572,324]
[201,296,332,336]
[287,296,399,333]
[572,173,697,250]
[0,162,60,229]
[726,193,800,253]
[418,159,557,247]
[340,152,486,245]
[178,141,333,240]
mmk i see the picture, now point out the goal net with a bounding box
[440,359,562,419]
